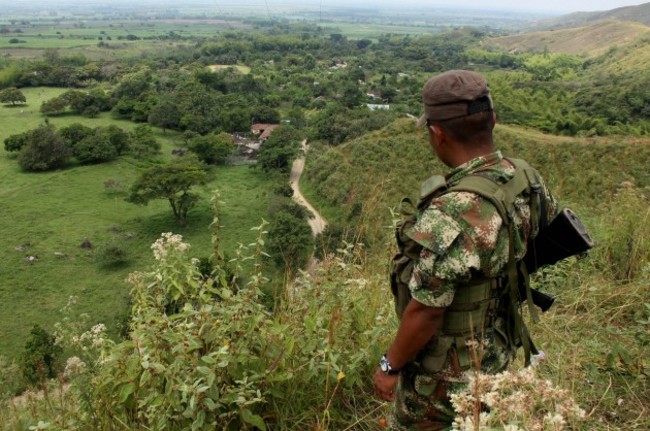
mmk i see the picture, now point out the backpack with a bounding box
[390,158,545,367]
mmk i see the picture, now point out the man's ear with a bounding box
[429,124,445,144]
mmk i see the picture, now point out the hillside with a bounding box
[486,19,650,56]
[530,2,650,28]
[304,118,650,237]
[301,118,650,429]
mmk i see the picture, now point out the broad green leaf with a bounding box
[119,382,136,403]
[241,409,267,431]
[203,398,218,411]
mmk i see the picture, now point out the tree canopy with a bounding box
[126,155,208,225]
[187,132,235,165]
[256,125,302,172]
[18,124,70,171]
[0,87,26,105]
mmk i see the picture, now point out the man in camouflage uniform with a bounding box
[373,70,557,429]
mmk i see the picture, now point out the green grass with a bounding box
[0,88,274,359]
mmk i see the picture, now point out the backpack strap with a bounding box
[446,159,541,365]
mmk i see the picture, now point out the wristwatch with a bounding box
[379,354,400,375]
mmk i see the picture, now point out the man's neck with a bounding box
[447,140,495,168]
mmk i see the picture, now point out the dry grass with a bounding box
[486,20,650,58]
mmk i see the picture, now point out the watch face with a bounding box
[380,356,390,373]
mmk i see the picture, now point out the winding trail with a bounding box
[290,140,328,236]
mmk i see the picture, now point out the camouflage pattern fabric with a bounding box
[392,150,557,429]
[407,150,557,307]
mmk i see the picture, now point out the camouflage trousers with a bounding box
[389,364,462,431]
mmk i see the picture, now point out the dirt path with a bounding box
[290,140,328,237]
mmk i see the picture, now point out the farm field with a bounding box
[0,18,245,59]
[0,87,275,359]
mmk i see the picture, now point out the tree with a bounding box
[19,124,70,171]
[21,324,62,385]
[0,87,26,105]
[148,97,181,133]
[58,123,94,148]
[266,201,314,272]
[256,125,302,172]
[73,129,118,164]
[187,132,234,165]
[102,125,130,155]
[40,96,68,116]
[4,130,30,152]
[63,89,111,117]
[129,124,161,159]
[126,155,208,225]
[252,105,280,124]
[340,82,363,109]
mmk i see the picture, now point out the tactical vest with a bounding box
[390,158,544,372]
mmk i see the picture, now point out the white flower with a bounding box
[151,232,190,260]
[63,356,87,378]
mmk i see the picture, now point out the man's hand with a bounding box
[373,367,399,401]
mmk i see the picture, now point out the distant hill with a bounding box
[486,20,650,56]
[531,2,650,28]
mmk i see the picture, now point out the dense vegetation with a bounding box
[0,6,648,430]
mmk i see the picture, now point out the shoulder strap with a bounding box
[446,159,541,365]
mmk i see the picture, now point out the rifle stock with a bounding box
[518,207,594,313]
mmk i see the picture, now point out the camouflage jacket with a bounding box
[407,150,557,309]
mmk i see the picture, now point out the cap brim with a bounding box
[416,115,427,128]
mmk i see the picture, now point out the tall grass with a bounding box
[300,118,650,429]
[1,184,647,429]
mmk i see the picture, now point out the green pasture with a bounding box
[0,18,237,59]
[0,87,273,359]
[321,22,440,38]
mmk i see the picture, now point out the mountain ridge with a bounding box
[529,2,650,28]
[486,19,650,56]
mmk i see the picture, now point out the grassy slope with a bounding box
[302,118,650,428]
[486,20,650,57]
[304,119,649,222]
[304,118,648,254]
[0,87,273,359]
[530,2,650,28]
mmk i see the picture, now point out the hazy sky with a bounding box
[15,0,648,14]
[320,0,646,13]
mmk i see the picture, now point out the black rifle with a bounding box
[520,208,595,312]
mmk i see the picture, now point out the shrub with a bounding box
[451,367,586,430]
[96,238,130,268]
[80,226,386,430]
[4,130,30,152]
[103,178,125,194]
[73,130,118,164]
[20,325,62,386]
[18,124,70,171]
[187,132,234,165]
